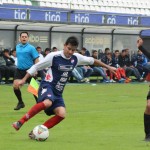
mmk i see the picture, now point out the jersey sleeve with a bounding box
[27,52,55,76]
[31,46,39,60]
[74,53,94,66]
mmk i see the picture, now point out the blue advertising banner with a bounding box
[103,15,140,25]
[0,7,16,19]
[140,17,150,26]
[0,7,29,20]
[70,13,102,24]
[30,10,68,22]
[0,4,150,27]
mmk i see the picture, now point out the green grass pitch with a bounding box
[1,83,150,150]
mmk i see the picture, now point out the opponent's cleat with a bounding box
[12,121,22,131]
[145,135,150,142]
[14,103,25,110]
[29,131,36,140]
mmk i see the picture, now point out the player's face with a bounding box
[93,52,98,58]
[19,33,29,44]
[63,44,77,58]
[115,52,120,57]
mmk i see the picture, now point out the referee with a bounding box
[13,32,39,110]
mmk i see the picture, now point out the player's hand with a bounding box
[137,37,143,47]
[14,79,25,89]
[33,71,38,77]
[17,79,25,87]
[108,66,117,75]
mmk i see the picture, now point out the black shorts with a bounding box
[14,69,32,83]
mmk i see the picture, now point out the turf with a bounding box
[1,83,150,150]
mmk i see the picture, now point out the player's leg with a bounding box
[144,91,150,141]
[43,106,66,129]
[12,83,55,131]
[115,69,122,81]
[13,69,27,110]
[12,99,52,131]
[13,79,25,110]
[29,98,65,139]
[119,68,126,78]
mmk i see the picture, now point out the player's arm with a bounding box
[93,59,116,74]
[34,57,39,64]
[137,37,150,59]
[75,53,116,74]
[32,46,39,64]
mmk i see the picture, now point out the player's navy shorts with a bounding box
[14,69,32,83]
[37,82,65,116]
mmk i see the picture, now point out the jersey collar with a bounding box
[19,42,28,47]
[61,50,71,60]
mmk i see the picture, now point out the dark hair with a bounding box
[3,49,9,53]
[115,50,119,53]
[36,46,41,49]
[92,50,97,54]
[20,31,29,37]
[10,49,16,55]
[65,36,79,47]
[82,47,86,51]
[122,49,126,53]
[52,47,57,50]
[11,49,16,53]
[45,48,51,52]
[105,48,110,51]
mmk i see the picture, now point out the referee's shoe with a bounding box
[14,102,25,110]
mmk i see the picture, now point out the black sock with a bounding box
[14,89,23,104]
[144,113,150,137]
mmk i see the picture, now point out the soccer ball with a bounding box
[32,125,49,141]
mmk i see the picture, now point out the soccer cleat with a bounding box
[103,80,110,83]
[28,131,36,140]
[145,134,150,142]
[118,78,125,83]
[12,121,22,131]
[125,78,132,83]
[110,79,116,83]
[14,102,25,110]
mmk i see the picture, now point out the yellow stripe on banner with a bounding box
[30,78,39,90]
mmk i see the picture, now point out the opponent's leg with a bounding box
[144,90,150,141]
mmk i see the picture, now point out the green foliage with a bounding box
[0,83,150,150]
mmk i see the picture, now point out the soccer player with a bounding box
[12,36,116,139]
[137,37,150,141]
[13,32,39,110]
